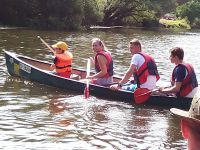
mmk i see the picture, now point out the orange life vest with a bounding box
[54,52,73,74]
[135,52,160,86]
[171,63,198,97]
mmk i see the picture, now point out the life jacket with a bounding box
[94,50,113,78]
[135,52,160,86]
[54,51,73,74]
[171,63,198,97]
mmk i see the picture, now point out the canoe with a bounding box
[4,50,192,109]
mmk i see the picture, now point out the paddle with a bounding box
[134,88,158,104]
[37,36,56,55]
[84,58,91,99]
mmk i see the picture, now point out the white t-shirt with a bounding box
[131,54,157,90]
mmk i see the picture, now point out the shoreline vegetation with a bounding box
[159,18,191,29]
[0,0,199,31]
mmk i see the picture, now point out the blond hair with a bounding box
[92,38,108,51]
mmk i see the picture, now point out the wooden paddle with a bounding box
[134,88,158,104]
[37,36,56,55]
[84,58,91,99]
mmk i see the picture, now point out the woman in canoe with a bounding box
[86,38,113,86]
[50,41,73,78]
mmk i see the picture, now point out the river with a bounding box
[0,27,200,149]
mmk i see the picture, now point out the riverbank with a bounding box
[159,18,191,29]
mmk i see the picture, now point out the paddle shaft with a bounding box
[86,58,91,88]
[84,58,91,98]
[37,36,56,55]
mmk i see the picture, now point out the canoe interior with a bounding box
[18,56,122,82]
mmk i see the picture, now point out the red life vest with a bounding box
[171,63,198,97]
[54,52,73,77]
[135,52,160,86]
[94,51,113,78]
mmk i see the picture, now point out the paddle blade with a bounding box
[134,88,151,104]
[84,87,89,99]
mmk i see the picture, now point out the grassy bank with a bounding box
[159,18,191,29]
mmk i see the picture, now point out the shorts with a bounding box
[91,77,113,86]
[121,83,137,91]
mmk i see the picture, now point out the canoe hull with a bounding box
[4,51,192,109]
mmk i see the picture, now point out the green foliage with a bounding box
[176,0,200,27]
[159,18,191,29]
[82,0,102,26]
[146,0,177,18]
[0,0,102,30]
[1,0,198,29]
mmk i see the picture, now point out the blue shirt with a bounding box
[173,65,186,82]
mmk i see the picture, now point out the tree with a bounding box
[100,0,178,26]
[176,0,200,23]
[102,0,148,26]
[0,0,101,30]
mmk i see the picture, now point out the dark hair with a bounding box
[130,39,141,49]
[170,47,184,60]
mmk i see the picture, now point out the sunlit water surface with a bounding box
[1,27,200,149]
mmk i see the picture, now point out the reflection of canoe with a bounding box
[4,50,192,109]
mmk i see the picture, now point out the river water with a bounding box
[0,27,200,149]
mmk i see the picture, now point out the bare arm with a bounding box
[109,64,136,91]
[89,55,107,79]
[160,82,182,94]
[119,64,137,85]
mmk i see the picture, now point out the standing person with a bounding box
[159,47,198,98]
[49,41,73,78]
[86,38,113,86]
[170,91,200,150]
[110,38,160,91]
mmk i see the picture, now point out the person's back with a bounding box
[170,91,200,150]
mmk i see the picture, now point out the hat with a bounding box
[52,41,68,51]
[170,91,200,124]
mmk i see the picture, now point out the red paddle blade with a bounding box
[84,87,89,99]
[134,88,151,104]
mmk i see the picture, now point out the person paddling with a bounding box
[170,91,200,150]
[110,38,160,91]
[50,41,73,78]
[159,47,198,98]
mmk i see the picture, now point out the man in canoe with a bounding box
[170,91,200,150]
[159,47,198,98]
[49,41,73,78]
[86,38,113,86]
[110,38,160,91]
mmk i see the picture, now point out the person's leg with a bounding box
[92,77,113,86]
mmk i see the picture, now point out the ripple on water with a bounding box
[1,28,198,149]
